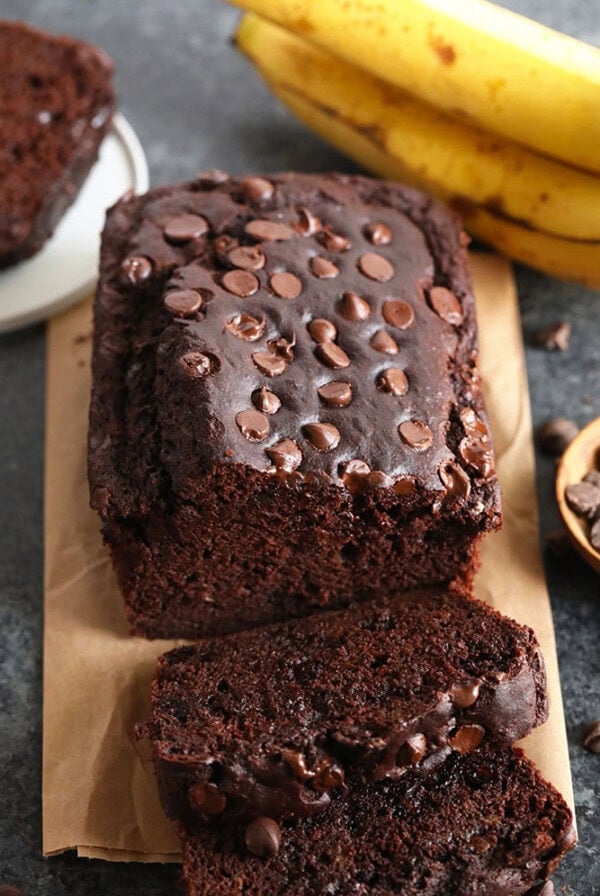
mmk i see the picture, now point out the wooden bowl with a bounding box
[556,416,600,574]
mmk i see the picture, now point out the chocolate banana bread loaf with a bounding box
[145,590,547,826]
[0,19,114,267]
[89,172,501,638]
[179,746,575,896]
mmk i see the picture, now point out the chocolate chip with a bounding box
[565,481,600,519]
[531,320,571,351]
[397,733,427,766]
[584,470,600,488]
[225,313,265,341]
[164,289,203,316]
[281,749,311,781]
[228,244,266,271]
[459,436,495,479]
[364,222,392,245]
[304,422,341,451]
[295,206,322,236]
[236,409,270,442]
[317,227,351,252]
[252,352,287,377]
[428,286,464,326]
[270,271,302,299]
[358,252,394,281]
[536,418,579,456]
[439,461,471,501]
[310,255,340,278]
[179,352,215,378]
[189,782,227,815]
[214,234,238,264]
[460,407,489,440]
[590,516,600,552]
[313,762,345,793]
[370,330,399,354]
[308,318,337,343]
[239,176,274,202]
[266,439,302,471]
[341,459,371,479]
[253,387,281,415]
[377,368,408,396]
[245,219,294,241]
[382,300,415,329]
[318,381,352,407]
[164,213,209,242]
[245,817,282,858]
[583,720,600,753]
[393,475,419,496]
[399,420,433,451]
[222,269,259,297]
[268,335,296,361]
[449,724,485,754]
[316,342,351,369]
[450,680,480,708]
[195,168,228,186]
[120,255,153,284]
[339,291,371,321]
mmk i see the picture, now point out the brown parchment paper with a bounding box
[43,252,575,862]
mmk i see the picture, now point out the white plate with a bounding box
[0,113,149,333]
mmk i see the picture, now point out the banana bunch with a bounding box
[232,3,600,288]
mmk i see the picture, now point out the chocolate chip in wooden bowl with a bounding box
[253,386,281,415]
[245,816,282,858]
[530,320,571,352]
[120,255,153,284]
[164,213,209,243]
[364,222,392,245]
[308,318,337,343]
[564,481,600,519]
[310,255,340,279]
[164,289,203,317]
[377,368,408,397]
[382,300,415,330]
[358,252,394,282]
[583,720,600,753]
[227,244,266,271]
[317,381,353,407]
[270,271,302,299]
[236,409,270,442]
[339,291,371,321]
[590,516,600,552]
[316,342,351,369]
[225,313,265,342]
[537,418,579,456]
[245,219,294,241]
[304,422,341,451]
[399,420,433,451]
[222,269,259,297]
[266,438,302,472]
[427,286,464,326]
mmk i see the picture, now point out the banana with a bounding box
[236,15,600,241]
[235,15,600,288]
[229,0,600,175]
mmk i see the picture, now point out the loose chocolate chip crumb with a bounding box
[164,213,209,243]
[358,252,394,282]
[253,387,281,415]
[565,481,600,519]
[270,271,302,299]
[120,255,152,284]
[245,816,282,858]
[370,330,399,354]
[266,438,302,471]
[316,342,351,369]
[310,255,339,278]
[318,381,352,407]
[236,410,270,442]
[399,420,433,451]
[304,422,341,451]
[222,269,259,297]
[531,321,571,351]
[189,782,227,815]
[339,290,370,320]
[308,318,337,343]
[377,368,408,396]
[164,289,203,317]
[583,720,600,753]
[536,418,579,456]
[364,222,392,245]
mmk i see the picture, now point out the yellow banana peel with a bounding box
[230,0,600,175]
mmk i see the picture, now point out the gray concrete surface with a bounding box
[0,1,598,892]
